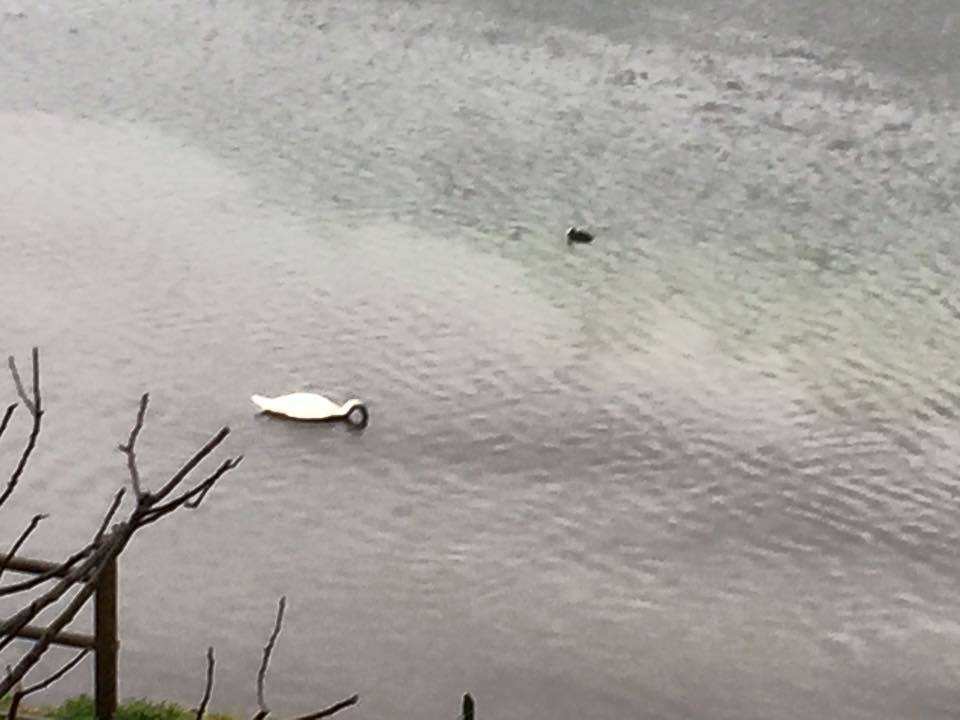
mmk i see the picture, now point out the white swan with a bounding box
[251,393,369,428]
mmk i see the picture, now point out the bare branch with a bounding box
[185,456,243,508]
[2,487,128,596]
[30,347,40,417]
[254,596,287,720]
[0,533,122,697]
[0,349,44,510]
[5,672,22,720]
[94,488,127,545]
[0,513,48,583]
[0,545,95,597]
[0,479,122,592]
[118,393,149,502]
[0,402,16,441]
[287,694,359,720]
[0,536,116,655]
[195,647,215,720]
[138,455,243,526]
[150,426,231,505]
[0,361,254,705]
[7,352,35,416]
[0,413,42,509]
[7,647,90,720]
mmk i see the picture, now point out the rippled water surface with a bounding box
[2,1,960,718]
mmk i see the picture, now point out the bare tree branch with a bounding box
[0,349,43,510]
[0,545,95,597]
[0,538,115,655]
[0,403,16,441]
[94,488,127,544]
[118,393,149,503]
[287,694,359,720]
[191,603,356,720]
[7,351,35,416]
[6,648,90,720]
[0,533,122,696]
[0,485,123,598]
[5,671,22,720]
[195,647,215,720]
[151,427,231,505]
[0,513,48,583]
[254,596,287,720]
[0,348,251,706]
[184,456,243,509]
[138,455,242,526]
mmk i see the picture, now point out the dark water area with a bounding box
[1,1,959,719]
[456,0,960,95]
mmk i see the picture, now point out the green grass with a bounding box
[2,695,234,720]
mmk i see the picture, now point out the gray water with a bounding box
[1,0,960,718]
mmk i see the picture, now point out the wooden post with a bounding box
[462,693,474,720]
[94,556,118,720]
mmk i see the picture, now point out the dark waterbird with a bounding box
[566,226,594,244]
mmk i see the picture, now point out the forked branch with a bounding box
[0,348,43,510]
[1,348,244,701]
[118,393,150,502]
[5,648,90,720]
[0,348,312,716]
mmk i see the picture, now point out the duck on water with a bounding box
[251,393,370,428]
[566,226,594,244]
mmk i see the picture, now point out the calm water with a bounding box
[2,1,960,718]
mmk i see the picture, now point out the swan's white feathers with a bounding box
[251,392,348,420]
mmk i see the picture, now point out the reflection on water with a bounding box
[1,1,960,718]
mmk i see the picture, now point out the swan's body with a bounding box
[566,226,594,244]
[251,393,369,428]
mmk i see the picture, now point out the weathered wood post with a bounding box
[94,555,118,720]
[462,693,474,720]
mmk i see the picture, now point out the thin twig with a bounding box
[7,354,33,415]
[0,513,48,583]
[0,378,249,705]
[287,694,359,720]
[0,536,116,655]
[138,456,242,526]
[30,347,40,417]
[94,488,127,544]
[0,412,41,508]
[254,596,287,720]
[118,393,149,502]
[149,427,231,505]
[195,647,215,720]
[0,403,16,441]
[7,648,90,720]
[0,482,124,594]
[22,647,89,694]
[0,532,124,697]
[0,350,44,510]
[0,544,96,597]
[185,456,243,508]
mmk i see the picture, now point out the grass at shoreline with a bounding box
[3,695,235,720]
